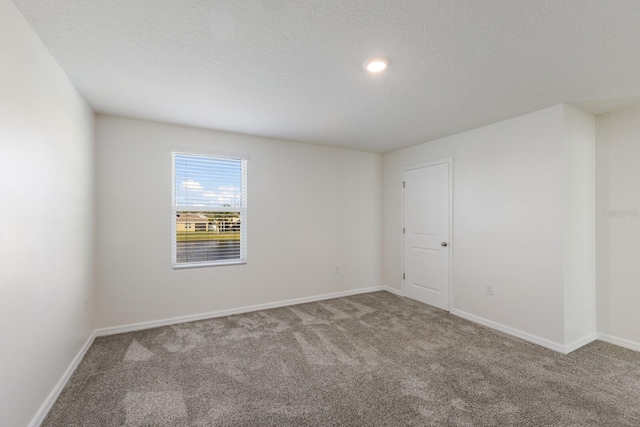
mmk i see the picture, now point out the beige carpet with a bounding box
[44,292,640,426]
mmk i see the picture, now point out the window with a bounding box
[172,152,247,268]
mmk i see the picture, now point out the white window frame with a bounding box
[171,151,247,269]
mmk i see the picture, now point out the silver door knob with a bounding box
[441,242,448,247]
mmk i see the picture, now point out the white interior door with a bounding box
[403,161,451,310]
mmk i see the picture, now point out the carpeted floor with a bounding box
[44,291,640,426]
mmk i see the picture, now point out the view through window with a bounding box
[172,152,247,267]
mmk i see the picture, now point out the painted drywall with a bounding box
[383,105,596,349]
[0,1,95,425]
[596,103,640,348]
[562,105,596,346]
[95,115,382,329]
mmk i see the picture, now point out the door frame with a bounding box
[401,157,454,311]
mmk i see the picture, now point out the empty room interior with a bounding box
[3,0,640,425]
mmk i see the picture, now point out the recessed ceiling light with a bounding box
[364,57,389,73]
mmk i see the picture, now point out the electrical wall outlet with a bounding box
[485,285,494,296]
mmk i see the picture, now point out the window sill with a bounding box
[172,260,247,270]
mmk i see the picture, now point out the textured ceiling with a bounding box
[11,0,640,153]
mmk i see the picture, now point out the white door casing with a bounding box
[403,159,452,310]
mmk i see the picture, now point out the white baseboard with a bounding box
[96,286,389,337]
[451,309,574,354]
[380,286,404,297]
[598,333,640,353]
[565,334,598,353]
[29,330,96,427]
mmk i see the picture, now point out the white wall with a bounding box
[95,115,382,329]
[383,105,596,350]
[0,1,95,426]
[562,106,596,346]
[596,103,640,349]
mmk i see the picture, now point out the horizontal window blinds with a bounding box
[172,153,247,267]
